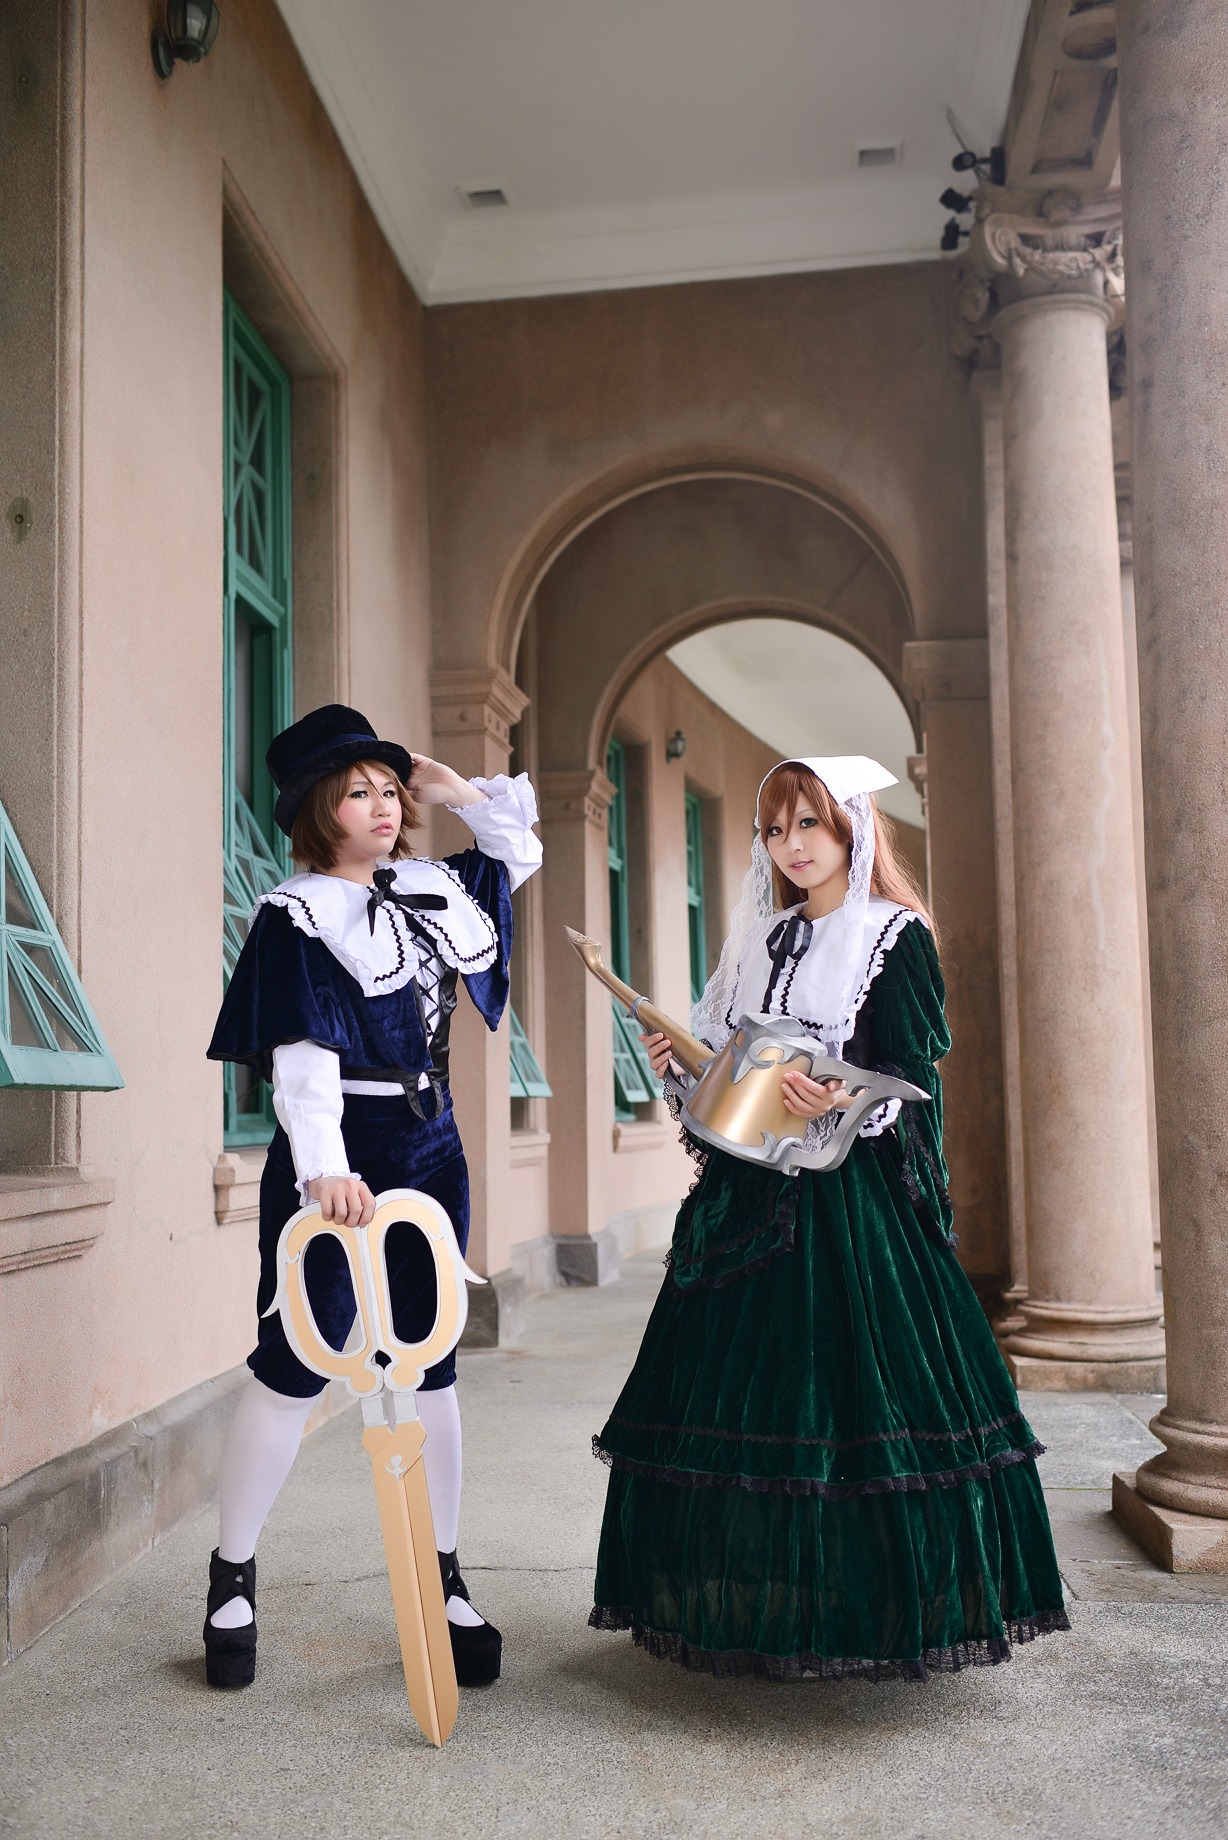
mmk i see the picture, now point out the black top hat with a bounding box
[267,704,414,835]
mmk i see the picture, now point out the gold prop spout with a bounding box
[564,926,712,1079]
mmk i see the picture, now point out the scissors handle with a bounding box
[268,1188,484,1396]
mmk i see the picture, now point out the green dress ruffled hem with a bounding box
[589,919,1070,1681]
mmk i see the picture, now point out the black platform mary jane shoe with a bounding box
[439,1550,502,1686]
[203,1549,258,1689]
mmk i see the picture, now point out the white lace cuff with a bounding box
[858,1098,901,1138]
[294,1168,363,1207]
[448,773,543,892]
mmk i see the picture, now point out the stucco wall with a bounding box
[1,0,429,1485]
[425,261,988,676]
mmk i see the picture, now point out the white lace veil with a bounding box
[690,757,896,1056]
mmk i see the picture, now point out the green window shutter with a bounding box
[508,1004,552,1100]
[685,791,706,1006]
[223,292,293,1145]
[0,803,122,1090]
[611,1000,653,1115]
[605,740,660,1119]
[605,738,630,982]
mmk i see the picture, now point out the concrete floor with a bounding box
[2,1253,1227,1840]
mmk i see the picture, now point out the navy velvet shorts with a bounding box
[249,1090,470,1399]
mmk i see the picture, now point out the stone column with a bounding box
[967,201,1163,1388]
[902,639,1009,1307]
[974,369,1029,1338]
[1110,2,1228,1560]
[430,667,529,1343]
[538,767,621,1284]
[1115,480,1163,1278]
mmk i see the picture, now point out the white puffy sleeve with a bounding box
[271,1040,356,1205]
[448,773,543,893]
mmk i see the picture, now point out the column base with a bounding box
[553,1229,620,1287]
[1112,1471,1228,1573]
[459,1267,526,1349]
[1004,1352,1167,1392]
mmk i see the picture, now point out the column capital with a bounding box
[952,187,1124,358]
[430,666,528,751]
[902,639,989,703]
[539,767,616,829]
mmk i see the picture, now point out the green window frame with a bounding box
[685,790,706,1005]
[0,801,122,1090]
[508,1004,552,1100]
[606,739,659,1120]
[222,292,294,1145]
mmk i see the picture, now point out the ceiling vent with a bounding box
[856,143,900,170]
[461,185,510,209]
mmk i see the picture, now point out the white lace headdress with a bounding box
[690,755,898,1055]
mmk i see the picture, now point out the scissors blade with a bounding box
[361,1419,459,1746]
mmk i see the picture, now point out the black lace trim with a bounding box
[411,859,500,966]
[667,1181,799,1292]
[668,1236,799,1292]
[373,906,409,985]
[664,1085,709,1178]
[587,1606,1071,1682]
[272,890,323,931]
[605,1407,1029,1452]
[592,1436,1045,1499]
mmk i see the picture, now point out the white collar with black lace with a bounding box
[255,857,498,999]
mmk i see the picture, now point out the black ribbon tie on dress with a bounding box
[367,867,449,936]
[762,914,814,1010]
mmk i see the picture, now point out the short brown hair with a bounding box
[290,759,421,873]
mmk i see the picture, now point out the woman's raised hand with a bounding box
[639,1031,678,1079]
[406,753,484,808]
[308,1175,377,1227]
[779,1070,856,1119]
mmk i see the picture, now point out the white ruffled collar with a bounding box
[735,896,923,1042]
[256,857,498,999]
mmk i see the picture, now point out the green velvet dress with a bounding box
[590,920,1069,1681]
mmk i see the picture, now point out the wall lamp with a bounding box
[951,144,1005,187]
[665,730,687,763]
[152,2,221,80]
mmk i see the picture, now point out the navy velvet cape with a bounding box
[207,849,514,1084]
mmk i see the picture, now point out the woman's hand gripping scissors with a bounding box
[264,1189,484,1747]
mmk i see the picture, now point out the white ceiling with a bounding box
[275,0,1028,303]
[668,619,923,827]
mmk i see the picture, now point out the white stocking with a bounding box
[211,1377,314,1628]
[418,1384,483,1628]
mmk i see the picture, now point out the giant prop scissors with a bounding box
[265,1189,482,1746]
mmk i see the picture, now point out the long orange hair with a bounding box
[757,762,937,948]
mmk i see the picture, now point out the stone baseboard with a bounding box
[604,1203,676,1260]
[1112,1470,1228,1573]
[0,1366,352,1667]
[1005,1353,1167,1393]
[459,1267,526,1348]
[554,1228,621,1287]
[509,1232,560,1297]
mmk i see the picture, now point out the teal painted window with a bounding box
[0,802,122,1091]
[606,739,659,1120]
[508,1004,552,1100]
[223,293,293,1144]
[685,791,706,1005]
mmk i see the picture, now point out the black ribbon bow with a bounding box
[367,866,448,935]
[762,913,814,1009]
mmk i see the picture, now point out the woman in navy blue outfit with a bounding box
[204,704,541,1690]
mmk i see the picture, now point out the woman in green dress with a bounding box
[590,755,1069,1681]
